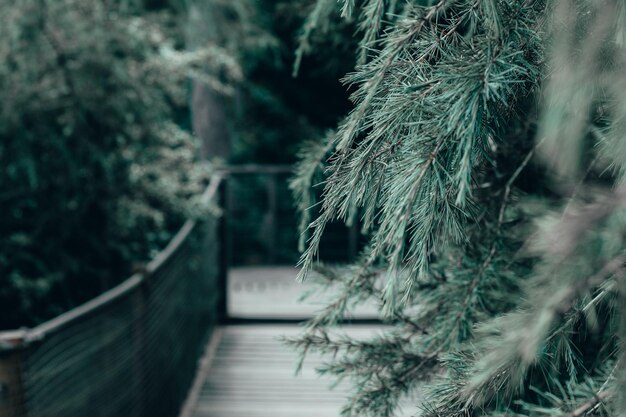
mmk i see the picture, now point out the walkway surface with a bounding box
[227,266,379,320]
[185,325,383,417]
[181,267,417,417]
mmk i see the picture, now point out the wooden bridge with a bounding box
[0,168,414,417]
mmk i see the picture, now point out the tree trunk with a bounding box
[187,2,232,161]
[191,83,231,160]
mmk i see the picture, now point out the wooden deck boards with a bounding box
[185,325,418,417]
[181,267,419,417]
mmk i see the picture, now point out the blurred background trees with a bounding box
[0,0,353,329]
[0,0,215,328]
[192,0,356,164]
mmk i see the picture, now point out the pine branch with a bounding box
[290,134,334,252]
[567,390,610,417]
[288,1,626,417]
[297,0,543,308]
[335,0,452,151]
[293,0,336,76]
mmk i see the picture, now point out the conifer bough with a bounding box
[289,0,626,416]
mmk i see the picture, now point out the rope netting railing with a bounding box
[0,174,225,417]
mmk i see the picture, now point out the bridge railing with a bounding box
[0,174,225,417]
[0,164,365,417]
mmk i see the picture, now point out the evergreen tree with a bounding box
[289,1,626,416]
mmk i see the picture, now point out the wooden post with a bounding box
[0,331,27,417]
[131,281,147,417]
[217,177,229,322]
[266,174,278,264]
[349,219,359,261]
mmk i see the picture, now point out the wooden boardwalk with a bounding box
[180,268,418,417]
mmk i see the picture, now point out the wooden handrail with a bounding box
[215,164,292,175]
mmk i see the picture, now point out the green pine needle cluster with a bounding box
[289,0,626,416]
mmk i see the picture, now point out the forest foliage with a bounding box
[199,0,356,164]
[289,0,626,416]
[0,0,354,330]
[0,0,231,328]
